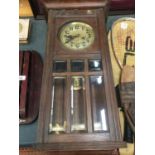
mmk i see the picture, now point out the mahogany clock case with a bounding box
[37,7,125,151]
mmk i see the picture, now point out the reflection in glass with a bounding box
[71,60,84,72]
[89,60,102,71]
[53,61,67,72]
[89,76,108,131]
[71,76,87,132]
[49,77,67,134]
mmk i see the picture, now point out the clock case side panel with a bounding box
[37,10,55,144]
[96,8,123,142]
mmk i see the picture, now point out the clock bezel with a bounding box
[58,21,95,51]
[53,16,100,55]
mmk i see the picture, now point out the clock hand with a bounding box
[81,36,86,40]
[64,34,80,43]
[65,34,80,39]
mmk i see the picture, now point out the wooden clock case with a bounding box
[37,0,125,152]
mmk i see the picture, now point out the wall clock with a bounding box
[37,0,125,153]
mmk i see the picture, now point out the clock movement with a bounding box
[37,0,125,153]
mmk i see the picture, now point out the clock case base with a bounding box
[20,147,120,155]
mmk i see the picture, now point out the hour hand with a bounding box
[64,34,80,43]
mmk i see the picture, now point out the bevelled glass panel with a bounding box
[88,60,102,71]
[71,60,84,72]
[89,76,108,132]
[49,77,67,134]
[53,61,67,72]
[71,76,87,132]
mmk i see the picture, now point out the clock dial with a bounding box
[59,22,95,50]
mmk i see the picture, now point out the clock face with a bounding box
[59,22,95,50]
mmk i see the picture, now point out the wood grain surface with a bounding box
[19,148,120,155]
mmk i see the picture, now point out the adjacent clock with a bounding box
[37,0,125,153]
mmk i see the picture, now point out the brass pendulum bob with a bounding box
[73,77,82,91]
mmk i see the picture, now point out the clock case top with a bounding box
[39,0,109,19]
[41,0,109,9]
[37,1,125,151]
